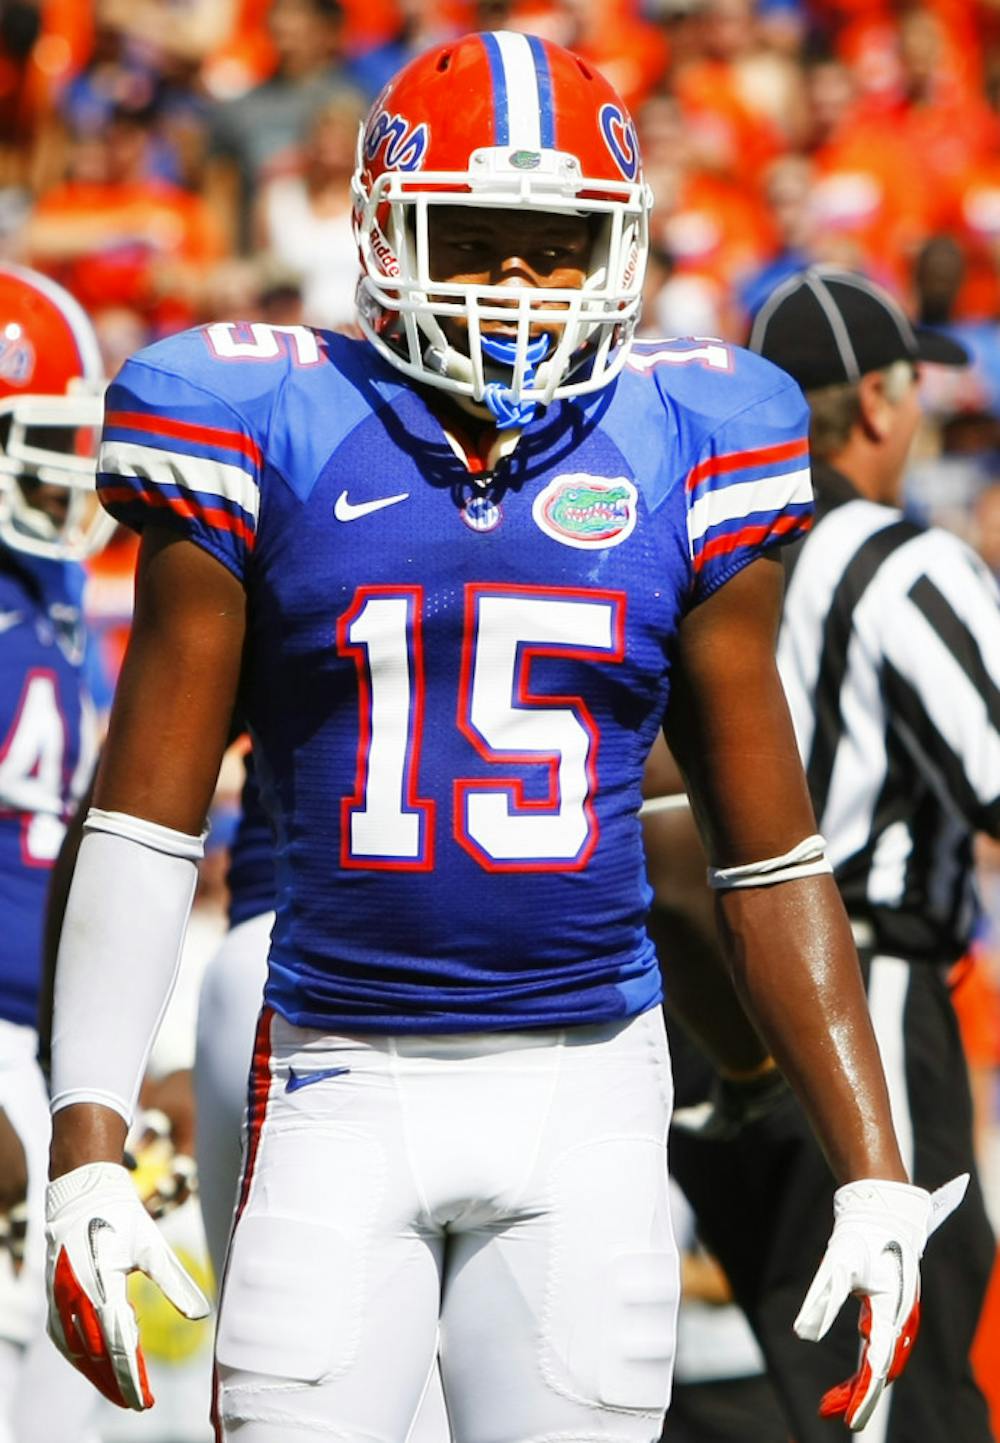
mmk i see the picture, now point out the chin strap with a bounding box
[481,334,550,428]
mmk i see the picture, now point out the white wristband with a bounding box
[84,807,207,858]
[708,833,833,891]
[638,793,690,817]
[50,813,203,1125]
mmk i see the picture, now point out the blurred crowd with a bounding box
[1,0,1000,358]
[6,0,1000,528]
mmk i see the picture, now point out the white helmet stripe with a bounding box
[491,31,542,151]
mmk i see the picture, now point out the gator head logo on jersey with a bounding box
[533,474,638,549]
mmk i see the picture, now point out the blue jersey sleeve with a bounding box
[683,368,812,605]
[98,339,264,583]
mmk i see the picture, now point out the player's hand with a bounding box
[794,1174,969,1431]
[45,1161,211,1410]
[671,1064,790,1141]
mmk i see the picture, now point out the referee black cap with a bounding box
[748,266,968,391]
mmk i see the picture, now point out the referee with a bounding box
[661,268,997,1443]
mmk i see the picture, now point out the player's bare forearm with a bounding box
[49,528,246,1182]
[94,527,246,832]
[665,554,906,1185]
[50,1102,129,1178]
[715,875,905,1183]
[642,801,771,1077]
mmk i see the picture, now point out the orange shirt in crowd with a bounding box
[85,527,139,694]
[570,13,669,116]
[940,157,1000,321]
[201,0,275,99]
[654,170,776,296]
[0,0,93,133]
[673,60,785,185]
[808,113,932,290]
[28,179,225,332]
[896,89,999,224]
[950,951,1000,1072]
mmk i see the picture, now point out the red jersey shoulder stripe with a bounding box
[99,483,257,550]
[693,509,812,571]
[686,436,809,492]
[104,411,263,470]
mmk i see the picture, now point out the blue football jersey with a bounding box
[0,552,95,1028]
[98,326,811,1033]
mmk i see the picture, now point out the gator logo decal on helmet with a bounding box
[532,474,638,549]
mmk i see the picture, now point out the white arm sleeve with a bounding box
[49,810,205,1126]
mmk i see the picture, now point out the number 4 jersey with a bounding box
[0,554,95,1027]
[98,328,811,1033]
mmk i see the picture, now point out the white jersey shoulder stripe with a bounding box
[687,468,811,545]
[99,439,260,523]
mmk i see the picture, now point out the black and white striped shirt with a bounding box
[778,462,1000,962]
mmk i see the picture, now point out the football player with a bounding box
[44,31,962,1443]
[0,263,111,1442]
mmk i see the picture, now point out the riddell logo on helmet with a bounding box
[621,242,640,291]
[369,226,400,278]
[364,110,429,172]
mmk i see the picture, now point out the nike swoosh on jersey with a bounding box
[334,490,409,521]
[0,610,24,634]
[286,1065,351,1093]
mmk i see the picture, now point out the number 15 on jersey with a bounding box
[338,583,626,873]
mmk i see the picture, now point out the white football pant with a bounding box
[195,913,450,1442]
[213,1006,678,1443]
[0,1020,104,1443]
[194,910,274,1283]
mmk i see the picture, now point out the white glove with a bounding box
[45,1161,211,1410]
[794,1174,969,1431]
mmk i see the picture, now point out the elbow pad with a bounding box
[49,809,205,1126]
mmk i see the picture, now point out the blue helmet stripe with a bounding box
[481,32,510,146]
[527,35,555,150]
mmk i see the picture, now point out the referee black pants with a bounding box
[667,953,996,1443]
